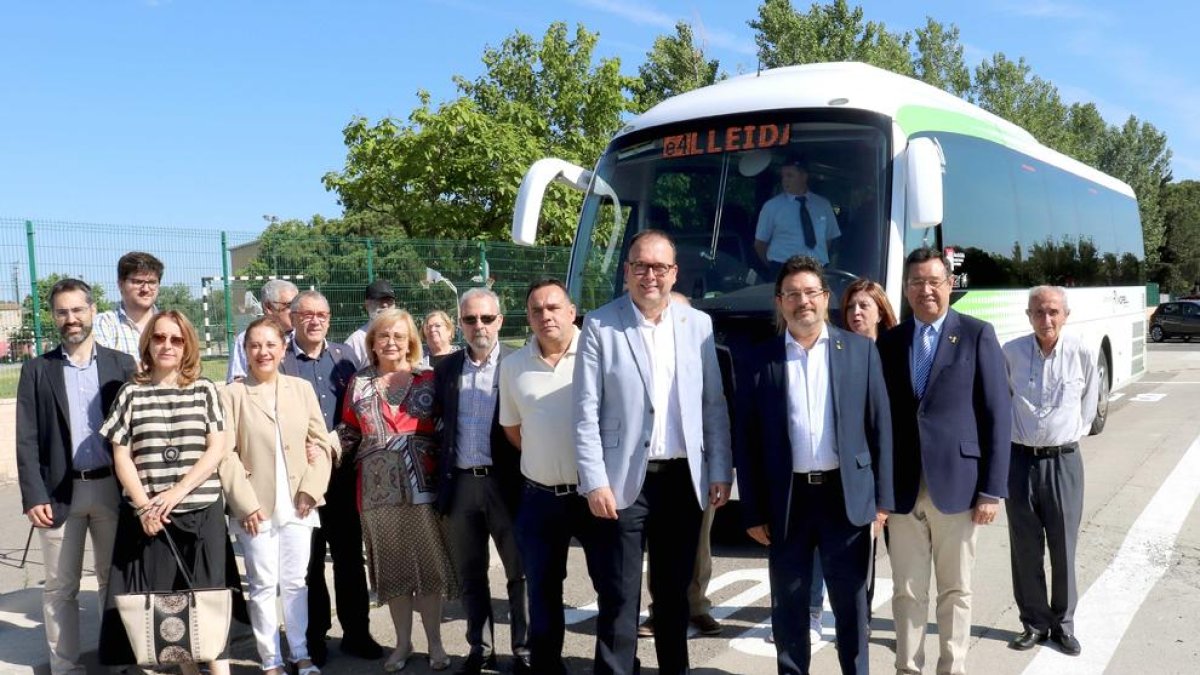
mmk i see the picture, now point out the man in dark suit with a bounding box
[280,289,382,665]
[16,278,137,674]
[876,247,1012,675]
[735,256,893,675]
[433,287,528,675]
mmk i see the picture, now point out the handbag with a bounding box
[114,528,232,666]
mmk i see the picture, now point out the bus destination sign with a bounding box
[662,123,791,159]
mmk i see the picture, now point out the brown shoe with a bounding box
[637,617,655,638]
[690,613,723,636]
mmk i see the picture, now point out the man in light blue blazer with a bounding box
[574,229,732,675]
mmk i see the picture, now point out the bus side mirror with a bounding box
[906,137,944,230]
[512,158,592,246]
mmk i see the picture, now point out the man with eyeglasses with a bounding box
[876,247,1011,675]
[278,290,383,665]
[94,251,164,360]
[345,279,397,369]
[574,229,732,675]
[734,256,892,675]
[432,288,528,674]
[17,278,137,674]
[227,278,298,383]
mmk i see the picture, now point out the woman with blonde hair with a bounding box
[219,316,333,675]
[98,311,231,674]
[341,308,458,671]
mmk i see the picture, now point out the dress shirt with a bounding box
[94,302,154,360]
[785,326,838,472]
[1004,333,1099,447]
[635,300,686,460]
[62,347,110,471]
[754,191,841,264]
[455,343,500,468]
[909,312,949,387]
[498,331,580,486]
[290,339,341,429]
[345,323,369,369]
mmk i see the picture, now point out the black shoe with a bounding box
[341,633,385,659]
[512,652,533,675]
[456,652,497,674]
[637,617,654,638]
[1008,628,1048,651]
[309,636,329,666]
[1050,629,1081,656]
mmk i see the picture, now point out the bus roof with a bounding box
[620,62,1134,198]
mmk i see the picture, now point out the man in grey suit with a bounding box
[574,229,733,675]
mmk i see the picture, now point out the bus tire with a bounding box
[1089,348,1111,436]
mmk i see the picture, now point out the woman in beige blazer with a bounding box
[219,316,332,675]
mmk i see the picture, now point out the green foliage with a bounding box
[1158,180,1200,294]
[912,17,970,97]
[750,0,913,75]
[635,21,724,111]
[972,53,1069,152]
[14,273,112,350]
[1095,116,1173,268]
[322,22,638,246]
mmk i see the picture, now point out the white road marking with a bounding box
[1022,432,1200,675]
[729,578,894,658]
[1130,393,1167,402]
[0,609,40,629]
[1131,381,1200,384]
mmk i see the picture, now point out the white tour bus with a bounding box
[511,62,1145,434]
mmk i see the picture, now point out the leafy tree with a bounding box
[1157,180,1200,294]
[323,22,638,245]
[749,0,913,75]
[972,53,1069,152]
[14,273,112,354]
[911,17,970,97]
[635,21,724,111]
[1096,116,1172,268]
[1061,102,1110,168]
[156,283,203,324]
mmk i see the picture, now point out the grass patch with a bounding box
[0,358,230,400]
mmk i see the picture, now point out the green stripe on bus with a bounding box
[949,289,1029,334]
[896,106,1022,148]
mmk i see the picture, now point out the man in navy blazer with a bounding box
[876,247,1011,675]
[574,230,732,675]
[735,256,893,675]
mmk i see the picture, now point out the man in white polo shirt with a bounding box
[499,278,587,675]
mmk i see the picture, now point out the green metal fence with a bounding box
[1,218,570,397]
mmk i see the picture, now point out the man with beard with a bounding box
[94,251,163,360]
[433,288,528,674]
[16,278,137,674]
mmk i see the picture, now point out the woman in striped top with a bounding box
[97,310,231,675]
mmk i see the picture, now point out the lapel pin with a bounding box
[835,340,844,350]
[949,335,959,344]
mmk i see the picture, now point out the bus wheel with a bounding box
[1150,325,1164,342]
[1089,349,1111,435]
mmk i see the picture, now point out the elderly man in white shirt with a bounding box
[1002,285,1099,657]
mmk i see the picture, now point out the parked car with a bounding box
[1149,300,1200,342]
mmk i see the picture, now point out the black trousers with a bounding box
[445,472,528,657]
[590,459,703,675]
[769,473,871,675]
[306,460,372,643]
[1006,444,1083,633]
[515,482,596,675]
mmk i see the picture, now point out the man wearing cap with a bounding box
[754,156,841,276]
[345,279,397,369]
[226,278,298,383]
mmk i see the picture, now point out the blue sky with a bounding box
[2,0,1197,231]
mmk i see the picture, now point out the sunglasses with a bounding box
[461,314,498,326]
[151,333,186,347]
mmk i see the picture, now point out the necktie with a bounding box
[798,195,817,249]
[913,324,935,398]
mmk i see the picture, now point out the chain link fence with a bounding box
[1,218,570,397]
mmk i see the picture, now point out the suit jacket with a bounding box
[15,345,137,526]
[432,345,522,515]
[876,309,1012,515]
[279,341,358,431]
[218,373,334,519]
[734,326,894,535]
[573,295,732,511]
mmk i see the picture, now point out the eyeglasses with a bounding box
[778,288,827,303]
[462,314,498,326]
[151,333,186,347]
[53,306,90,319]
[374,333,408,345]
[296,311,330,323]
[126,277,159,289]
[264,301,292,313]
[629,262,676,277]
[905,277,948,290]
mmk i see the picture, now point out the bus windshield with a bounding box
[568,114,891,318]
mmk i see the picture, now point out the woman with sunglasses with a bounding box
[97,311,231,674]
[219,316,333,675]
[341,308,458,671]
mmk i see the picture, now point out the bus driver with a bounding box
[754,155,840,277]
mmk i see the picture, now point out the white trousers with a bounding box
[236,522,315,670]
[36,476,120,675]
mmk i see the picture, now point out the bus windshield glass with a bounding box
[568,116,891,317]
